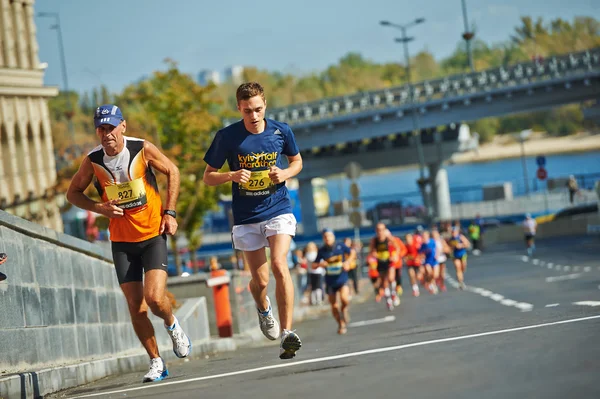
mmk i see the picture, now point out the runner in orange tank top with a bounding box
[66,104,191,383]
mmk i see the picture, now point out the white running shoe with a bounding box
[459,282,466,290]
[257,296,280,340]
[165,316,192,358]
[393,296,401,307]
[279,329,302,359]
[142,357,168,383]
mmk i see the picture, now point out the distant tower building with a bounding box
[197,69,221,86]
[0,0,62,231]
[223,66,244,84]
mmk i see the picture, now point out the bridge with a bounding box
[245,48,600,235]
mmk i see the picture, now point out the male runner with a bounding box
[448,227,471,289]
[369,223,400,310]
[419,230,439,294]
[404,233,422,297]
[67,105,191,383]
[523,213,537,257]
[468,220,481,256]
[343,237,359,297]
[315,229,354,334]
[203,82,302,359]
[432,229,450,292]
[387,229,407,300]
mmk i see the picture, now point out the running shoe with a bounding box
[412,288,420,297]
[142,357,168,383]
[459,282,466,290]
[0,272,6,282]
[393,296,401,307]
[257,296,280,340]
[386,298,394,311]
[165,316,192,358]
[396,286,404,296]
[279,329,302,359]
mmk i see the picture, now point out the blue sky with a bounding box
[35,0,598,94]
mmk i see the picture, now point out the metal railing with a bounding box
[262,48,600,126]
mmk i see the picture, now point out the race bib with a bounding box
[377,250,390,261]
[239,170,276,197]
[105,178,147,210]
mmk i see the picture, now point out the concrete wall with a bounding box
[0,209,210,377]
[484,213,600,245]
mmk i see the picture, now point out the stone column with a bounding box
[1,0,17,68]
[12,0,30,69]
[429,162,452,221]
[298,178,319,236]
[23,0,40,68]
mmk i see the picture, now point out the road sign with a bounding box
[536,155,546,167]
[537,167,547,180]
[349,211,362,227]
[345,162,362,180]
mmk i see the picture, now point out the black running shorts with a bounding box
[111,234,168,284]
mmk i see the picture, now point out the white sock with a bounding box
[384,288,391,298]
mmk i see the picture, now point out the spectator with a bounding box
[567,175,579,204]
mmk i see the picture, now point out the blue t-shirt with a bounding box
[203,119,300,225]
[316,242,351,288]
[419,238,438,266]
[449,235,468,258]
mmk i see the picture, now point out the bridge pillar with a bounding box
[429,163,452,221]
[298,178,319,236]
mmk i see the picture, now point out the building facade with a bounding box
[0,0,62,231]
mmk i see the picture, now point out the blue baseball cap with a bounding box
[94,104,124,128]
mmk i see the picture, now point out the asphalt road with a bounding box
[52,235,600,399]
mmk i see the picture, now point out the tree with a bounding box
[116,59,228,274]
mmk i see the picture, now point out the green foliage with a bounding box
[47,15,599,260]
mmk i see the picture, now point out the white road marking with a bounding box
[564,266,571,272]
[532,259,540,265]
[547,263,554,268]
[445,276,533,312]
[584,266,591,273]
[545,273,582,283]
[348,315,396,328]
[547,264,553,269]
[521,256,529,262]
[545,303,560,307]
[71,315,600,398]
[573,301,600,307]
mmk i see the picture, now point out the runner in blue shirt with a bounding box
[203,82,303,359]
[314,229,354,335]
[419,230,439,294]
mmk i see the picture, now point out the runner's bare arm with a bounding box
[203,165,250,186]
[284,153,303,179]
[144,141,180,211]
[66,157,97,211]
[66,157,124,218]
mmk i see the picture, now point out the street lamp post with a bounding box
[38,12,75,144]
[460,0,475,72]
[380,18,431,218]
[519,129,532,195]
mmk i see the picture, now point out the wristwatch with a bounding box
[163,210,177,218]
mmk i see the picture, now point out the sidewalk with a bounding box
[0,279,373,399]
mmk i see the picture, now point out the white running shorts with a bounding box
[232,213,297,251]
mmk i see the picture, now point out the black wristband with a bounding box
[163,210,177,218]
